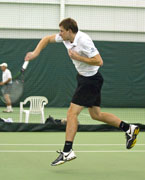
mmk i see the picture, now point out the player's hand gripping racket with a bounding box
[0,61,29,104]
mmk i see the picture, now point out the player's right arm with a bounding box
[25,34,56,61]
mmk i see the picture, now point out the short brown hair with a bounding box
[59,18,78,33]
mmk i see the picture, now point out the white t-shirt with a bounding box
[55,31,100,77]
[2,69,12,84]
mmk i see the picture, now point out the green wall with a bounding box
[0,39,145,107]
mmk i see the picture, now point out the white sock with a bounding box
[7,105,12,111]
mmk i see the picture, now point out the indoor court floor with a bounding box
[0,132,144,180]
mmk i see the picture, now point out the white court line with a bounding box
[0,150,145,153]
[0,144,145,146]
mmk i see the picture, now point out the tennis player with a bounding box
[0,63,13,113]
[25,18,140,166]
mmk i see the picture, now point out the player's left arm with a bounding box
[0,78,12,86]
[68,50,103,66]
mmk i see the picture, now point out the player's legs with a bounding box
[4,94,11,105]
[88,106,121,127]
[3,94,13,112]
[66,103,84,141]
[88,106,139,149]
[51,103,83,166]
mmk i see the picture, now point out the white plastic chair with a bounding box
[20,96,48,123]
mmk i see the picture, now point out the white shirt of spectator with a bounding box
[55,31,100,77]
[2,69,12,84]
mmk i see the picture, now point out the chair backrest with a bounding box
[23,96,48,114]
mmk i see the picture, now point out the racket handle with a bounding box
[22,61,29,71]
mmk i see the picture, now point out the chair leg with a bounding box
[41,111,45,124]
[25,112,30,123]
[20,111,23,122]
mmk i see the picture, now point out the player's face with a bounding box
[0,66,5,71]
[59,26,70,41]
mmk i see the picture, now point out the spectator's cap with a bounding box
[0,63,8,67]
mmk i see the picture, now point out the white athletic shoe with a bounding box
[51,149,76,166]
[3,109,13,113]
[126,125,140,149]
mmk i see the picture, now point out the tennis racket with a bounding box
[0,61,29,104]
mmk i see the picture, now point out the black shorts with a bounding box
[71,72,104,107]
